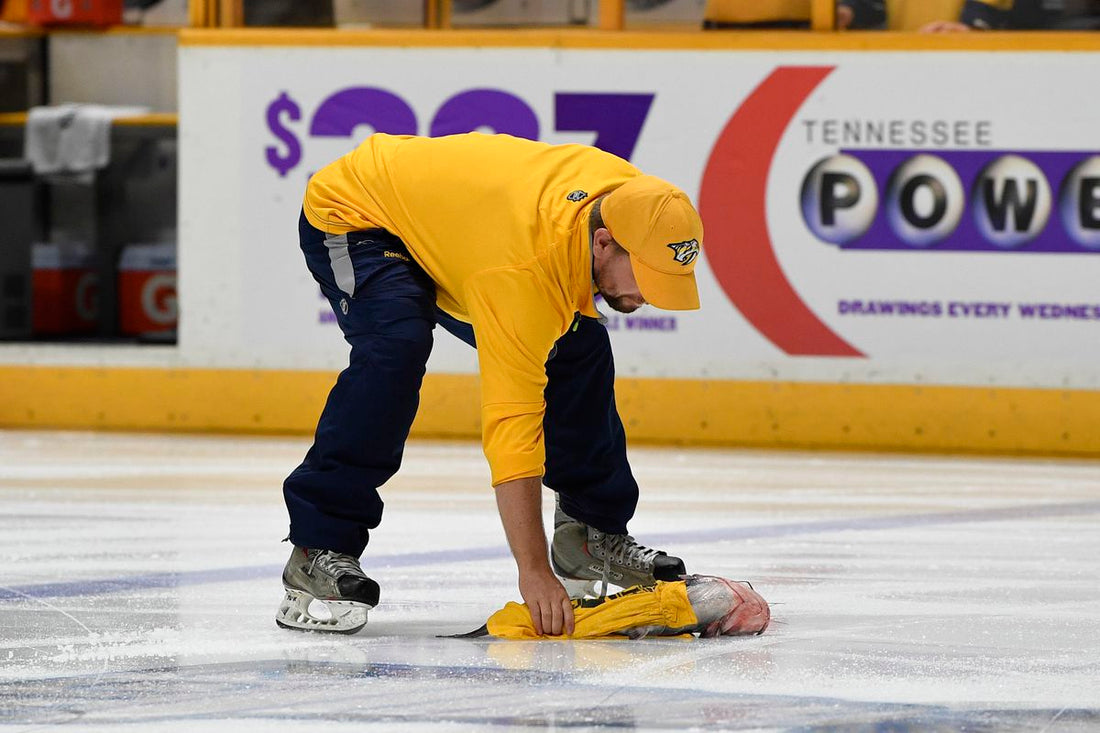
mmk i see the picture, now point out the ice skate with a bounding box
[275,546,380,634]
[550,499,686,598]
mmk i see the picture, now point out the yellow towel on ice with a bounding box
[485,581,697,640]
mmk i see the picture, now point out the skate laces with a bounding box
[589,530,664,598]
[307,549,365,579]
[590,530,663,570]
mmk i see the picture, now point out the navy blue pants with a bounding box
[284,212,639,556]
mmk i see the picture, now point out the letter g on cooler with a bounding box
[800,154,877,244]
[141,273,178,326]
[50,0,73,19]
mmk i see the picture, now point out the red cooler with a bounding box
[32,242,98,335]
[118,242,177,335]
[27,0,123,26]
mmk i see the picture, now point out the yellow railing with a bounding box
[811,0,836,30]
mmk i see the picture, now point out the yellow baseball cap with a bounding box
[601,175,703,311]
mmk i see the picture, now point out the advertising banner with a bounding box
[179,45,1100,389]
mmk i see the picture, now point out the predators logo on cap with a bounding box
[667,239,700,267]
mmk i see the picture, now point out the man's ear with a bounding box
[592,227,615,255]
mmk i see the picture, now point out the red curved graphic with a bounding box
[700,67,864,357]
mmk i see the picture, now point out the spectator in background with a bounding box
[836,0,887,29]
[243,0,334,26]
[923,0,1100,31]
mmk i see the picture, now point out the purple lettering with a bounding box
[554,93,654,160]
[309,87,417,138]
[429,89,539,140]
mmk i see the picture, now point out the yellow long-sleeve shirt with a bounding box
[302,133,641,485]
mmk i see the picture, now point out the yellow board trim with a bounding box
[0,112,178,127]
[178,27,1100,52]
[2,366,1098,457]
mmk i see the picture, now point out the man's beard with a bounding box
[594,257,643,314]
[600,292,642,314]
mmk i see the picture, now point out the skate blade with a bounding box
[275,588,370,635]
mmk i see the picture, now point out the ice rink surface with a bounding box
[1,429,1099,732]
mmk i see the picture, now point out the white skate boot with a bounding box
[550,500,686,599]
[275,546,379,634]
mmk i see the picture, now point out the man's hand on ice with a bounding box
[519,567,575,636]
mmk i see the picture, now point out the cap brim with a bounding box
[630,256,700,311]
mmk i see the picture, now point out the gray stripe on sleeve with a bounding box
[324,233,356,297]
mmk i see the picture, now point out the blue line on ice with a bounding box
[3,499,1098,601]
